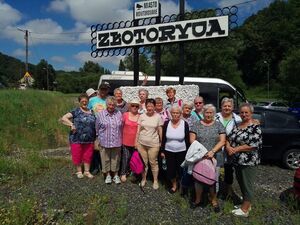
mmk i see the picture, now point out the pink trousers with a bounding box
[70,143,94,165]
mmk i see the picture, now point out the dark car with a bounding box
[252,107,300,169]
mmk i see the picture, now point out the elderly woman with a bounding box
[136,98,163,189]
[61,93,96,179]
[182,101,198,128]
[161,106,189,193]
[191,96,205,120]
[96,96,123,184]
[120,99,140,182]
[138,88,149,114]
[114,88,128,113]
[190,104,226,212]
[216,97,242,198]
[155,97,169,122]
[227,103,262,217]
[165,87,183,110]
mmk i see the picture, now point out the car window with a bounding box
[252,113,264,126]
[265,111,298,128]
[257,102,269,106]
[272,102,287,107]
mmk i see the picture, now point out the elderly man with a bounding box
[88,83,110,113]
[191,96,205,120]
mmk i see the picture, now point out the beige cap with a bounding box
[86,88,97,97]
[129,98,140,105]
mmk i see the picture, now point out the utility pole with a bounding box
[179,0,185,85]
[264,61,270,99]
[17,28,29,72]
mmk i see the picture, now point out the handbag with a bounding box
[130,150,145,175]
[192,158,217,186]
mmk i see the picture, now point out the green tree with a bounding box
[123,54,154,75]
[34,59,56,90]
[279,49,300,102]
[118,59,126,71]
[80,61,101,73]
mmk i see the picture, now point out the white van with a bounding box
[98,71,247,110]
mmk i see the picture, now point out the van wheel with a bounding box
[283,149,300,170]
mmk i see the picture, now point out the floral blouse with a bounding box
[227,123,262,166]
[69,108,96,144]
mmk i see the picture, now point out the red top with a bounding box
[122,112,139,147]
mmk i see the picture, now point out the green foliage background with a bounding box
[0,0,299,101]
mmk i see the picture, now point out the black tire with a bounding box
[283,149,300,170]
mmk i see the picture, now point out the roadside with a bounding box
[0,148,299,224]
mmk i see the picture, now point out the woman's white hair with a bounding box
[106,96,117,105]
[221,97,234,106]
[203,104,216,115]
[182,101,194,109]
[239,102,254,113]
[170,105,182,114]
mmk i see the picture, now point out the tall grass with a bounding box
[0,89,75,183]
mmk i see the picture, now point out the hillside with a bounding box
[0,52,36,87]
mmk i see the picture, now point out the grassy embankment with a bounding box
[0,89,74,184]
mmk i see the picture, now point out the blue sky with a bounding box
[0,0,273,72]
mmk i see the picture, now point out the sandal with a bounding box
[84,171,94,179]
[76,171,84,179]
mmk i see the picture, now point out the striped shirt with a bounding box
[96,109,123,148]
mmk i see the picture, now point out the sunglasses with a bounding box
[195,102,203,105]
[131,104,139,108]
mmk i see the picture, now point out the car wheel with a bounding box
[283,149,300,170]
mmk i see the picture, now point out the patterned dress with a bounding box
[227,123,262,166]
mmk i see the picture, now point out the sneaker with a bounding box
[113,175,121,184]
[105,175,112,184]
[233,205,252,211]
[232,208,249,217]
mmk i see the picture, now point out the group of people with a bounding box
[60,84,262,217]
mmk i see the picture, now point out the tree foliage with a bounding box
[279,48,300,102]
[34,59,56,90]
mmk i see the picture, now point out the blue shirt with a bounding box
[69,108,96,144]
[88,96,106,113]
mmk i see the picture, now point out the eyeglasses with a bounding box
[131,105,139,108]
[195,102,203,105]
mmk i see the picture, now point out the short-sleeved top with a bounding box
[227,124,262,166]
[88,96,106,113]
[190,120,225,151]
[182,114,198,128]
[96,109,123,148]
[191,110,203,121]
[122,112,139,147]
[165,119,186,152]
[137,113,163,147]
[69,108,96,144]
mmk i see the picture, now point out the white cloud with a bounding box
[47,0,68,12]
[0,1,22,26]
[51,56,66,63]
[74,51,123,67]
[48,0,132,24]
[12,48,31,57]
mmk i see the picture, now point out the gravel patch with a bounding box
[0,148,298,225]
